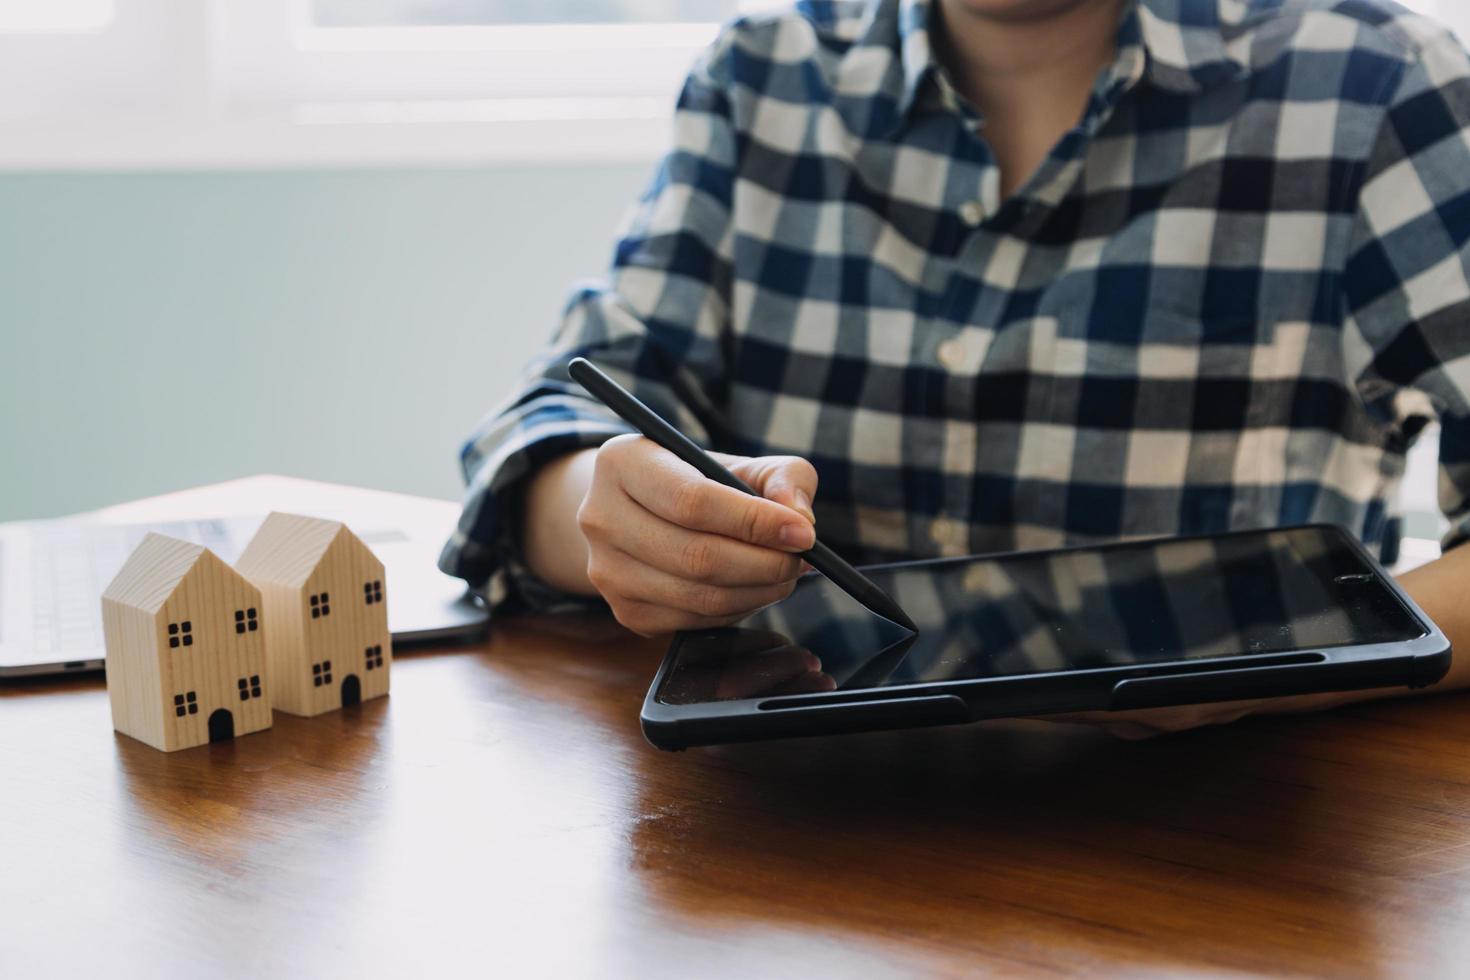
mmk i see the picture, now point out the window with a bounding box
[309,592,331,618]
[237,675,263,701]
[310,1,735,28]
[2,1,1464,170]
[363,579,383,605]
[234,607,259,634]
[215,0,746,114]
[173,691,198,717]
[364,644,384,670]
[0,0,785,169]
[0,0,113,33]
[312,660,333,686]
[167,621,192,648]
[1403,1,1470,39]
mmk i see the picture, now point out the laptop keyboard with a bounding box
[29,519,243,657]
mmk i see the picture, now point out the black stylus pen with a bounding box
[567,357,917,632]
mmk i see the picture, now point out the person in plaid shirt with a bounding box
[443,0,1470,733]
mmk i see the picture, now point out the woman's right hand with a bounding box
[575,434,819,637]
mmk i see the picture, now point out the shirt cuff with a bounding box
[439,398,633,614]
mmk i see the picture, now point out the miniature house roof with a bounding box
[234,512,371,587]
[101,533,223,613]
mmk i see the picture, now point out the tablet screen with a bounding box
[655,526,1426,705]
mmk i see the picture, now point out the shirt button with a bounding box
[936,337,966,371]
[959,200,985,226]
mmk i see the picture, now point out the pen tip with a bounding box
[883,604,916,632]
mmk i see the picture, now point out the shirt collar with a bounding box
[1134,0,1262,94]
[895,0,938,120]
[865,0,1257,131]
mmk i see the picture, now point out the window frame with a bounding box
[0,0,1463,172]
[0,0,745,171]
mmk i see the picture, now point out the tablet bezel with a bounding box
[640,524,1452,750]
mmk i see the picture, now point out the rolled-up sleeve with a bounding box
[439,32,740,610]
[1343,23,1470,551]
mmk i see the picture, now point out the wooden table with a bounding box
[7,614,1470,978]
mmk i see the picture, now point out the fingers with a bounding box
[616,498,806,586]
[604,596,772,637]
[587,554,799,636]
[611,440,815,552]
[618,557,799,618]
[717,452,819,525]
[581,467,805,585]
[579,436,821,637]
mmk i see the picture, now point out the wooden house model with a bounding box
[101,533,271,751]
[235,512,391,717]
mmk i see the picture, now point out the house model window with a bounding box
[365,644,384,670]
[312,660,333,686]
[234,607,259,634]
[173,691,198,717]
[363,579,383,605]
[309,592,331,618]
[168,621,193,648]
[237,675,263,701]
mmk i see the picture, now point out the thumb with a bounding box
[718,453,818,525]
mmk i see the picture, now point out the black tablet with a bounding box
[641,525,1450,750]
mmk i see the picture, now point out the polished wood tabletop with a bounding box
[7,613,1470,978]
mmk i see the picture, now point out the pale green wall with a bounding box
[0,164,1447,531]
[0,164,650,520]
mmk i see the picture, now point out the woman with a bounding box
[444,0,1470,735]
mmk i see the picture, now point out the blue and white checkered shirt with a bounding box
[442,0,1470,612]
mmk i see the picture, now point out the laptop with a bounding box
[0,480,490,678]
